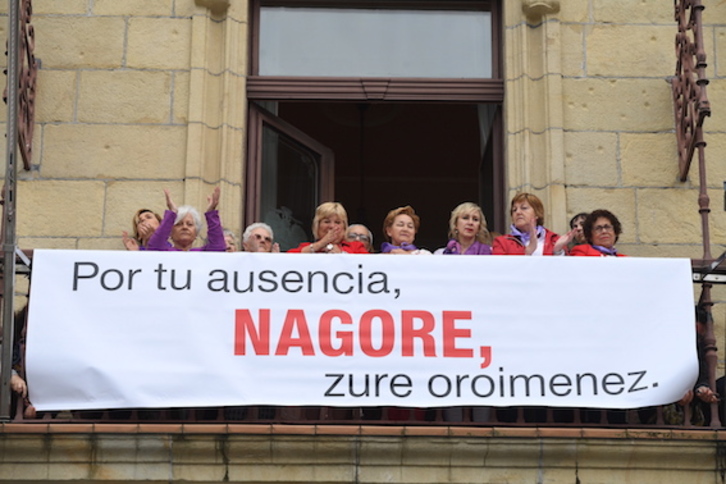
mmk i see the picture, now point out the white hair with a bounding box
[174,205,202,234]
[243,222,274,243]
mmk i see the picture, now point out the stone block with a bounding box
[172,463,228,482]
[78,238,127,251]
[33,17,125,69]
[172,436,224,464]
[42,124,186,180]
[586,25,674,78]
[592,0,681,24]
[225,436,274,464]
[173,71,190,124]
[636,188,702,244]
[17,180,105,237]
[127,17,193,70]
[34,0,88,15]
[174,1,206,17]
[77,70,172,124]
[621,133,680,187]
[703,80,726,138]
[565,187,636,243]
[564,131,619,187]
[90,462,171,481]
[35,69,77,123]
[92,0,173,16]
[561,23,585,77]
[563,78,673,132]
[559,2,589,23]
[47,435,93,463]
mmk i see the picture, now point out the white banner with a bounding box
[25,250,697,411]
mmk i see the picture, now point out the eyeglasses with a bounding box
[253,233,272,243]
[347,233,370,243]
[592,224,614,233]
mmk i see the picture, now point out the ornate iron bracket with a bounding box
[672,0,710,182]
[3,0,37,171]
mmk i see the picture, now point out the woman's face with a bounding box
[171,213,197,246]
[316,214,345,242]
[387,214,416,246]
[456,210,481,241]
[571,216,586,244]
[590,216,616,248]
[224,234,238,252]
[511,201,537,231]
[136,211,159,240]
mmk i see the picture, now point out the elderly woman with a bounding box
[122,208,163,251]
[381,205,431,255]
[242,222,280,253]
[439,202,492,255]
[492,193,572,255]
[345,224,374,253]
[223,229,239,252]
[287,202,367,253]
[570,209,626,257]
[146,187,226,252]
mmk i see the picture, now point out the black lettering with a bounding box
[170,269,192,290]
[428,374,452,398]
[455,374,470,397]
[100,268,124,291]
[390,374,413,398]
[233,271,253,293]
[348,374,370,397]
[324,373,345,397]
[207,269,229,292]
[510,373,545,397]
[307,271,328,293]
[332,272,354,294]
[549,374,572,397]
[73,262,98,290]
[367,271,389,294]
[258,270,278,292]
[154,263,167,290]
[627,370,647,393]
[575,372,598,396]
[281,271,303,293]
[602,372,625,395]
[471,374,495,398]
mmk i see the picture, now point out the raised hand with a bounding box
[164,189,178,212]
[122,231,140,251]
[206,186,220,212]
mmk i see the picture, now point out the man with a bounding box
[242,222,279,252]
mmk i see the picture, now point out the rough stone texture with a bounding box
[127,17,193,70]
[42,124,187,180]
[591,0,676,24]
[620,133,680,187]
[586,25,674,78]
[77,70,172,124]
[564,131,619,187]
[92,0,174,16]
[32,17,126,69]
[33,0,88,15]
[35,70,77,124]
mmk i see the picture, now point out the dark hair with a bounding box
[583,209,622,244]
[569,212,588,229]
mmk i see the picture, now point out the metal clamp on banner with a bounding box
[693,250,726,283]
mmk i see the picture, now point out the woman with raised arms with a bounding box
[146,187,226,252]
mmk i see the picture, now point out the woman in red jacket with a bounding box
[492,193,573,255]
[570,209,626,257]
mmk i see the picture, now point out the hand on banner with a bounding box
[696,385,719,403]
[10,372,27,397]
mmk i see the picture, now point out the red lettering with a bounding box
[359,310,395,357]
[319,310,354,356]
[234,309,270,355]
[442,310,473,358]
[401,310,436,357]
[275,309,315,355]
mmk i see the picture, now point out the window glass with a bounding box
[260,7,492,78]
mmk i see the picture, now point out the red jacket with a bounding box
[492,229,562,255]
[287,240,368,254]
[570,244,626,257]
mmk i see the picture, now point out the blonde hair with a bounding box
[510,193,545,226]
[132,209,162,242]
[382,206,420,242]
[449,202,490,243]
[312,202,348,240]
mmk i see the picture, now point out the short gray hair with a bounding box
[175,205,202,234]
[243,222,274,243]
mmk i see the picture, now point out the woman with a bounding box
[439,202,491,255]
[381,205,431,255]
[570,209,626,257]
[146,187,226,252]
[492,193,572,255]
[287,202,367,253]
[569,212,588,249]
[122,209,162,250]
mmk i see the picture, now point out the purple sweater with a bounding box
[442,239,492,255]
[147,210,226,252]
